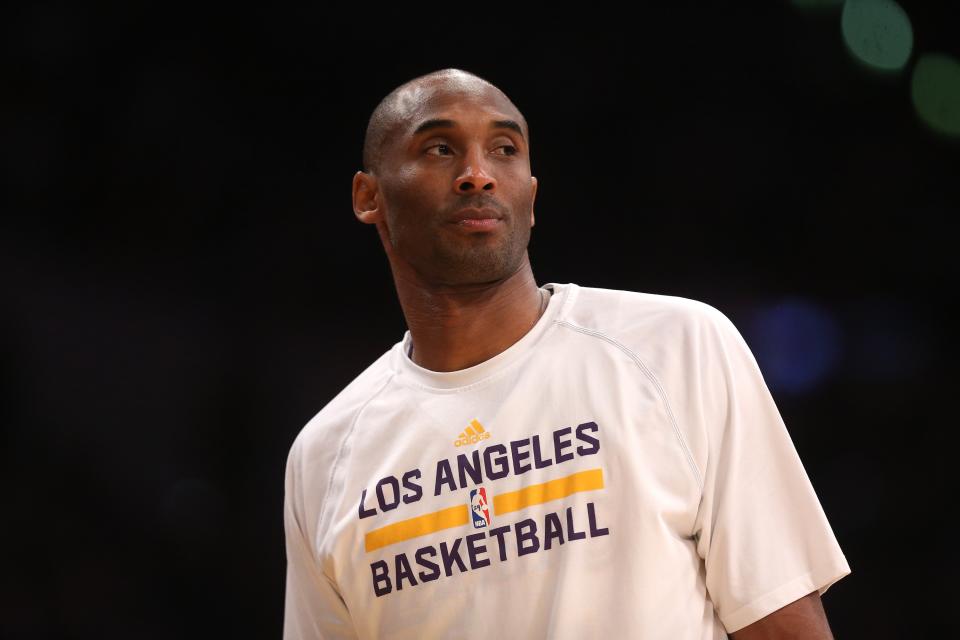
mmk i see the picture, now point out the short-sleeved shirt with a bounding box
[283,282,851,639]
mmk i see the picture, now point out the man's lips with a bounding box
[456,218,502,229]
[448,207,505,230]
[449,207,503,222]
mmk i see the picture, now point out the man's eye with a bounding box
[426,144,518,157]
[426,143,453,156]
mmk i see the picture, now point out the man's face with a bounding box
[372,83,537,286]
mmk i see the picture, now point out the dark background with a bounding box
[3,2,957,638]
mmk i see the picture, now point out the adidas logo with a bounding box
[454,419,492,447]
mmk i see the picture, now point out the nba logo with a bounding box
[470,487,490,528]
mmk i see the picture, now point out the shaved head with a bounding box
[362,68,529,176]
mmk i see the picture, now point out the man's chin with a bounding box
[424,246,526,287]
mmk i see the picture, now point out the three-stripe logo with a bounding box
[454,419,492,447]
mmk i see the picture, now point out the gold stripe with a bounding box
[363,467,605,552]
[470,419,486,434]
[493,468,604,516]
[364,505,469,553]
[465,426,476,437]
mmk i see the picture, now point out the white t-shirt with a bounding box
[283,282,851,639]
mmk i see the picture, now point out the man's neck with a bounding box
[392,255,544,372]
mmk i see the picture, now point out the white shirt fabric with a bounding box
[283,282,851,639]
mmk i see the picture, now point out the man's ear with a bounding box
[529,176,538,228]
[353,171,382,224]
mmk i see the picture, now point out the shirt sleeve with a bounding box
[283,437,358,640]
[690,306,851,634]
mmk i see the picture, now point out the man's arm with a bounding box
[730,591,834,640]
[283,436,358,639]
[686,306,851,633]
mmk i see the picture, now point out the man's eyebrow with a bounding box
[411,118,525,140]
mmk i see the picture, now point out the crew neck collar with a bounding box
[393,282,575,391]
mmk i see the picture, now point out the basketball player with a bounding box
[282,68,851,639]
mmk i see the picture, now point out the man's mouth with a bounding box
[448,207,504,229]
[455,217,502,230]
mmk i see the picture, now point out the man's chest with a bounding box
[316,353,702,629]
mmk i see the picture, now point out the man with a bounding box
[283,68,851,639]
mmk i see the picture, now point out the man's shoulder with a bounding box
[558,283,747,397]
[288,345,397,459]
[562,283,729,339]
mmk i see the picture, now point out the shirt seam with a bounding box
[555,319,705,495]
[390,283,580,394]
[719,569,814,633]
[391,318,563,395]
[316,370,397,581]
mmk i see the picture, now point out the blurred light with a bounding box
[911,53,960,138]
[746,298,843,396]
[841,0,913,72]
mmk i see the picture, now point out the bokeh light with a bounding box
[841,0,913,72]
[911,53,960,138]
[745,298,843,396]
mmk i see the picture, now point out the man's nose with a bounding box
[453,145,497,193]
